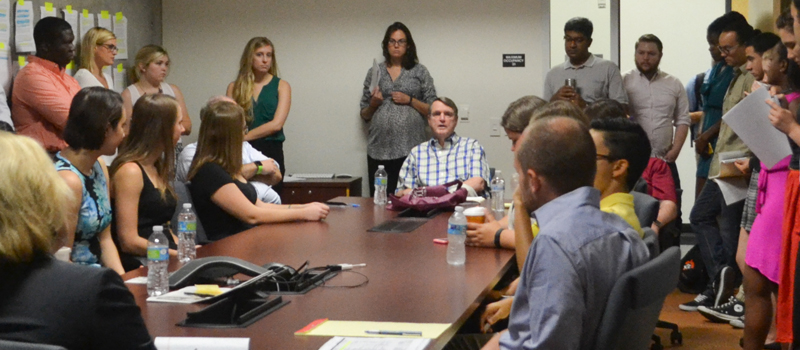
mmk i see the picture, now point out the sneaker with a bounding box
[698,296,745,323]
[729,315,744,329]
[716,266,736,306]
[679,287,715,311]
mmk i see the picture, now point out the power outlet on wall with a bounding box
[461,104,470,123]
[489,118,501,137]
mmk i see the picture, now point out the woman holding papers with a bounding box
[0,132,155,350]
[110,94,183,271]
[186,99,328,241]
[360,22,437,197]
[227,37,290,192]
[74,27,116,89]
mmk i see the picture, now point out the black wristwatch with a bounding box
[254,160,263,175]
[494,228,504,248]
[653,219,664,229]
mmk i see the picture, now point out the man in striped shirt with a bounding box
[396,97,490,197]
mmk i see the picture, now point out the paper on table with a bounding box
[146,285,232,304]
[319,336,430,350]
[713,177,748,205]
[154,337,249,350]
[296,319,450,339]
[78,11,95,45]
[124,276,148,284]
[369,58,380,94]
[721,86,792,169]
[0,0,10,44]
[14,0,33,52]
[62,7,77,47]
[112,14,128,60]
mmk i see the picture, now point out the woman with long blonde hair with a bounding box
[74,27,116,89]
[227,37,291,191]
[0,131,155,349]
[111,94,184,270]
[187,99,327,241]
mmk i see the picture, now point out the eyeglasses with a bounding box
[717,44,739,55]
[388,39,407,47]
[101,44,118,53]
[596,154,617,162]
[564,36,587,45]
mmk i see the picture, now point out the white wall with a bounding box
[550,0,612,65]
[163,0,550,196]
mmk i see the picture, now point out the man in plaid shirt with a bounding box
[396,97,490,197]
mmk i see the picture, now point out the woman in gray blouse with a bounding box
[360,22,437,197]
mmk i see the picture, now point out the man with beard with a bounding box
[480,116,648,350]
[543,17,627,109]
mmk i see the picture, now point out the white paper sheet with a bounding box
[113,63,125,92]
[713,177,748,205]
[62,8,77,47]
[14,0,34,52]
[97,10,110,30]
[0,0,10,44]
[146,285,232,304]
[112,14,127,60]
[0,42,10,90]
[124,276,148,284]
[369,58,380,94]
[102,64,113,87]
[39,5,56,18]
[319,337,430,350]
[154,337,249,350]
[78,11,95,44]
[721,86,793,169]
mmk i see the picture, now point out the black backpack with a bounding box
[678,245,709,294]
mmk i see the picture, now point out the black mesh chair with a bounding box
[0,340,67,350]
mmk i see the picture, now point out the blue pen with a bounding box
[365,330,422,336]
[351,204,360,208]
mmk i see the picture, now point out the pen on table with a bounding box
[183,292,216,298]
[365,330,422,336]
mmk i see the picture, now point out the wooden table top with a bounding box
[124,197,515,350]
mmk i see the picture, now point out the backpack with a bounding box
[678,245,709,294]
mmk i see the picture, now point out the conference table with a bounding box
[124,197,515,349]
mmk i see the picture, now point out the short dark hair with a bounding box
[500,95,547,133]
[62,87,124,150]
[589,117,652,190]
[746,32,781,55]
[585,99,627,121]
[565,17,593,39]
[517,117,596,195]
[635,34,663,52]
[777,10,794,33]
[431,97,458,117]
[382,22,418,70]
[33,17,72,50]
[707,11,747,39]
[721,20,757,45]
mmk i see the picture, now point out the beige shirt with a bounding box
[708,64,755,178]
[543,54,628,105]
[623,69,690,157]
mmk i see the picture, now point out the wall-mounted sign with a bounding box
[503,54,525,67]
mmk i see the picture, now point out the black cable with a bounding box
[321,270,369,289]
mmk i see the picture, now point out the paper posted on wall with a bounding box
[78,10,95,45]
[14,0,34,52]
[62,7,77,47]
[97,10,111,30]
[39,2,56,18]
[0,0,10,44]
[112,13,128,60]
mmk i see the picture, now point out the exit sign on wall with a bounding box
[503,54,525,67]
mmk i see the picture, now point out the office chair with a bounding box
[0,340,67,350]
[593,246,681,350]
[174,181,208,244]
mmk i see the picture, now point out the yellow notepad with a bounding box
[295,319,450,339]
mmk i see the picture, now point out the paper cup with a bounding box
[464,207,486,224]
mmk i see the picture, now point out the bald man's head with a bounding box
[516,116,596,196]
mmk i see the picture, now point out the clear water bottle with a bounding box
[177,203,197,264]
[147,225,170,297]
[374,165,388,205]
[447,206,467,265]
[490,170,505,219]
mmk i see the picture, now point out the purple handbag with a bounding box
[387,180,468,212]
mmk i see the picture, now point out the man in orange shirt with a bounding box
[11,17,81,154]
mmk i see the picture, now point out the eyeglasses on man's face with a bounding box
[717,43,739,55]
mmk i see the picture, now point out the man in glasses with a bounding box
[543,17,627,109]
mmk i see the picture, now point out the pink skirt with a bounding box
[746,156,790,283]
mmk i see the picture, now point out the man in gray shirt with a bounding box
[482,117,649,350]
[544,17,628,108]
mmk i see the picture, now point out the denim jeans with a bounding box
[690,180,744,286]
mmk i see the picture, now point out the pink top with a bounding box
[11,56,81,152]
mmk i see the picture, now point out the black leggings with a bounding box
[248,139,285,194]
[367,156,406,197]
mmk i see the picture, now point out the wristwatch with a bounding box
[494,228,504,248]
[653,219,664,229]
[254,160,263,175]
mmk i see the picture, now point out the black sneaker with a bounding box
[716,266,736,306]
[679,287,715,311]
[697,296,745,323]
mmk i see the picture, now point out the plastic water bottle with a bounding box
[447,206,467,265]
[374,165,388,205]
[177,203,197,264]
[490,170,505,219]
[147,225,170,297]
